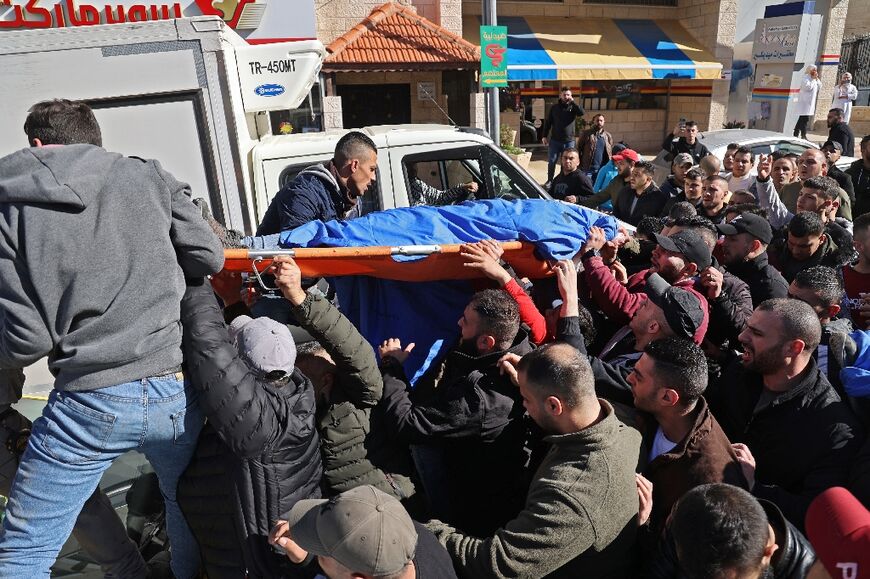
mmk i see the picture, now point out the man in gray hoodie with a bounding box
[0,99,224,577]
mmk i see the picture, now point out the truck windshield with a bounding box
[480,147,543,201]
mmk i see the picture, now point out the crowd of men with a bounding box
[0,98,869,579]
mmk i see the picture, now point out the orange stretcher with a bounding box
[223,242,554,283]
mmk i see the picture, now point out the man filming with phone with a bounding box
[663,119,711,165]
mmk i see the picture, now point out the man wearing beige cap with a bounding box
[270,485,457,579]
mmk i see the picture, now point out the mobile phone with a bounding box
[679,117,686,129]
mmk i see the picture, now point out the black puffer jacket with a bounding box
[708,359,863,530]
[725,252,789,307]
[178,281,322,579]
[700,262,754,348]
[380,331,534,537]
[646,499,816,579]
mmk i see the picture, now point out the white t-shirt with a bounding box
[727,172,757,192]
[649,426,678,462]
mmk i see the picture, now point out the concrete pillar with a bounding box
[470,92,487,130]
[323,96,344,129]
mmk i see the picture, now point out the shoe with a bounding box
[192,198,246,249]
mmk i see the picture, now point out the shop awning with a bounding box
[463,16,722,81]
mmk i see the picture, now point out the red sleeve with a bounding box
[504,278,547,345]
[582,256,646,326]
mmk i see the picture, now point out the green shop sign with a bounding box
[480,25,508,87]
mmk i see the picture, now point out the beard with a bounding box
[743,342,785,374]
[457,338,480,357]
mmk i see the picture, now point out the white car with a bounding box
[652,129,857,183]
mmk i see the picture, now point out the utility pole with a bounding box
[482,0,499,144]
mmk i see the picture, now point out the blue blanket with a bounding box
[278,200,618,381]
[841,330,870,398]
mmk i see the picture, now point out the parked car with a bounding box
[651,129,858,184]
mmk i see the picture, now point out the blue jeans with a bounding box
[547,138,575,183]
[0,376,204,578]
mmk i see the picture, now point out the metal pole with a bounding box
[483,0,500,143]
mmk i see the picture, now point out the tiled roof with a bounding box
[325,2,480,71]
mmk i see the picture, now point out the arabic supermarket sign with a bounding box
[0,0,316,42]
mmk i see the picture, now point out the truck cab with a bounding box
[250,124,551,220]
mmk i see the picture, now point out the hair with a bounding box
[793,266,844,308]
[829,108,845,118]
[724,204,768,220]
[698,155,721,177]
[733,146,755,164]
[685,168,705,182]
[771,150,789,161]
[24,99,102,146]
[788,211,825,238]
[633,160,655,177]
[576,302,598,347]
[726,142,740,152]
[785,152,800,162]
[637,215,666,237]
[469,289,520,349]
[560,86,570,93]
[644,337,708,405]
[854,212,870,239]
[592,113,605,122]
[756,298,822,351]
[802,175,839,201]
[561,148,580,158]
[668,201,698,222]
[684,120,698,129]
[730,189,756,202]
[670,215,717,250]
[334,131,377,166]
[517,343,595,408]
[861,135,870,147]
[705,174,729,189]
[670,484,770,579]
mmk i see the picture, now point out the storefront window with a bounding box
[268,82,324,135]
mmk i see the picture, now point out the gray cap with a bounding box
[228,315,296,376]
[288,485,418,576]
[673,153,695,168]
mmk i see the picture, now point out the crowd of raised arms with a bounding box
[0,98,869,579]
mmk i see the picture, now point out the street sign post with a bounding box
[480,25,508,88]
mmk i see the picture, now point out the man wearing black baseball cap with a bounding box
[581,227,711,364]
[821,140,856,202]
[718,212,789,307]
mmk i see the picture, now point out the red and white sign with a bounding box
[0,0,315,43]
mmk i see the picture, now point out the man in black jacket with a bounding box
[549,148,593,202]
[542,87,584,184]
[707,299,864,530]
[779,211,850,283]
[179,279,323,579]
[847,135,870,218]
[613,161,668,226]
[718,212,789,306]
[661,120,711,165]
[378,289,533,537]
[827,108,855,156]
[822,140,856,203]
[648,483,817,579]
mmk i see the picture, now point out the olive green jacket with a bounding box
[290,293,415,499]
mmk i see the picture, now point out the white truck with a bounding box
[0,17,550,238]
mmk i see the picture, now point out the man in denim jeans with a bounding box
[0,99,224,577]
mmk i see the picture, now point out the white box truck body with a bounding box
[0,16,325,235]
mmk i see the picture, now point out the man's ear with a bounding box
[683,262,699,278]
[32,138,43,148]
[660,388,680,408]
[819,233,828,245]
[786,339,806,358]
[478,334,496,352]
[751,239,763,254]
[546,395,564,417]
[827,304,841,318]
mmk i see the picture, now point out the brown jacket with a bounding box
[640,397,748,532]
[579,128,614,171]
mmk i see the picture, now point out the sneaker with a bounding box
[192,198,246,249]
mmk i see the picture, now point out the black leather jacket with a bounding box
[646,499,816,578]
